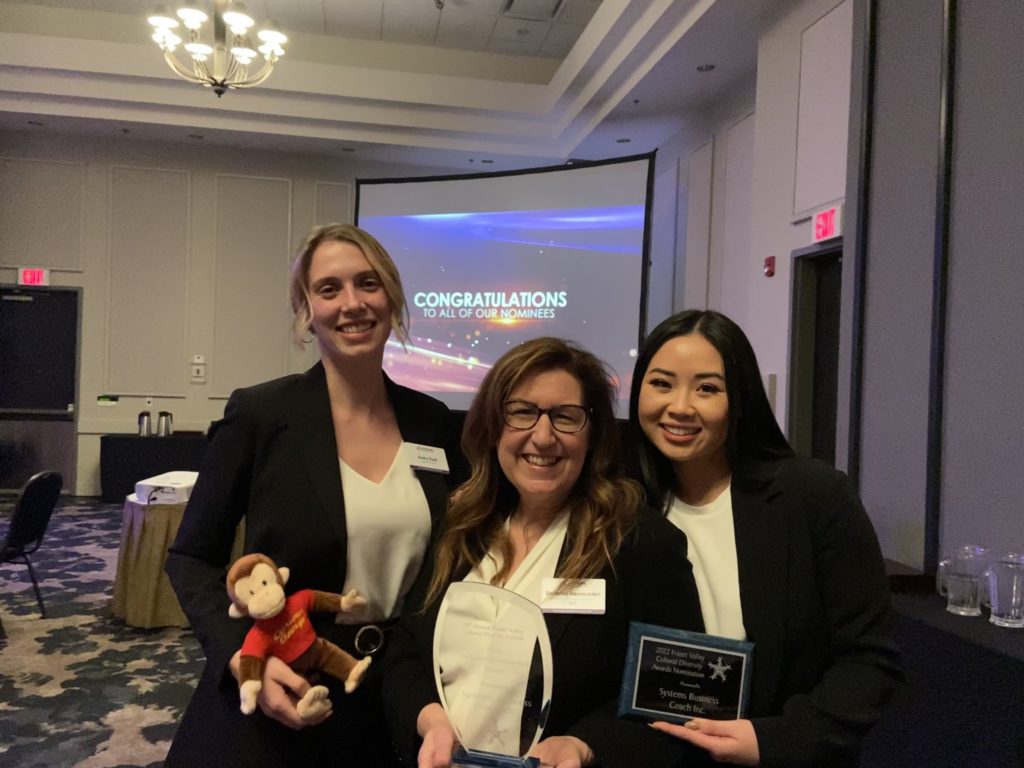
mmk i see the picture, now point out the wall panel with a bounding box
[793,0,853,214]
[314,181,352,226]
[212,175,292,397]
[857,0,943,569]
[719,114,755,330]
[0,158,85,269]
[939,1,1024,552]
[682,140,713,310]
[106,166,190,395]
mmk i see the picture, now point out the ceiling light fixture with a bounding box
[147,2,287,97]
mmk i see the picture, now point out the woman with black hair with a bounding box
[627,309,902,768]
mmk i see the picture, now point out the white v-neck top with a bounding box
[466,510,570,603]
[667,487,746,640]
[336,447,430,622]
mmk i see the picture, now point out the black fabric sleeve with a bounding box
[165,388,255,683]
[382,545,445,766]
[752,468,904,767]
[567,509,705,768]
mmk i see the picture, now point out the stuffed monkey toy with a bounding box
[226,552,373,720]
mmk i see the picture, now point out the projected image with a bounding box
[358,157,651,412]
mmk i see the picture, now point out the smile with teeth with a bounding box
[337,320,374,333]
[663,424,700,436]
[523,455,559,466]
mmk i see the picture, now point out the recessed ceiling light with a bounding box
[696,64,715,72]
[616,138,631,144]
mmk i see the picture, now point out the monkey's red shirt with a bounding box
[240,589,318,664]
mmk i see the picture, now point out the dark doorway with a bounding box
[0,286,81,490]
[788,242,842,466]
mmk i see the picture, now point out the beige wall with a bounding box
[653,0,853,427]
[0,132,449,495]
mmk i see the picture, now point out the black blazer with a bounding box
[383,508,705,768]
[726,456,903,768]
[165,362,461,767]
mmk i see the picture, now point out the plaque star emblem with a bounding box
[709,656,732,682]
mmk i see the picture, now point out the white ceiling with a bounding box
[20,0,603,57]
[0,0,793,170]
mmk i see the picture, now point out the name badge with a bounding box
[540,578,605,614]
[405,442,450,474]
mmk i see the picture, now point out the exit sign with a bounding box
[18,267,50,286]
[812,205,842,243]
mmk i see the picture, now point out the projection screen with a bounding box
[356,154,653,412]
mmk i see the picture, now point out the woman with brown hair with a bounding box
[384,337,703,768]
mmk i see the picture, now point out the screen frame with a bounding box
[354,151,657,348]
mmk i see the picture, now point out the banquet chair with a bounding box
[0,470,63,617]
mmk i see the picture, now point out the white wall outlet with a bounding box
[192,354,206,365]
[191,364,207,383]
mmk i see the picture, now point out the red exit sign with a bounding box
[18,267,50,286]
[812,205,843,243]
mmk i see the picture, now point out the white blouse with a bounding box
[466,510,570,601]
[667,487,746,640]
[335,447,431,623]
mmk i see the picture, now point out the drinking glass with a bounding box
[988,552,1024,628]
[945,544,989,616]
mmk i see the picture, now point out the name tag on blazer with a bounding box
[540,578,606,614]
[404,442,449,474]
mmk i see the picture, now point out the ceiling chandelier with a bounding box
[147,3,287,97]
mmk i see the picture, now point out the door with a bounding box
[0,286,80,490]
[788,244,842,466]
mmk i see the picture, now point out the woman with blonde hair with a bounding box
[167,224,463,767]
[384,336,703,768]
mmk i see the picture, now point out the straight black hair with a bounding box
[627,309,794,508]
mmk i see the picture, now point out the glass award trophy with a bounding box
[433,582,553,768]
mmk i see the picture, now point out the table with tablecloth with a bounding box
[111,494,243,628]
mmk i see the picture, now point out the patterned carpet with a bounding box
[0,497,202,768]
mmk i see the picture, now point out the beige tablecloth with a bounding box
[111,495,243,628]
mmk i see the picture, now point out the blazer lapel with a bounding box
[290,363,349,549]
[541,536,584,652]
[386,374,451,526]
[544,611,573,652]
[732,461,788,716]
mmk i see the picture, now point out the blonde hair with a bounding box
[288,223,409,345]
[424,337,643,607]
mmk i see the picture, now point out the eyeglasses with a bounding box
[502,400,591,433]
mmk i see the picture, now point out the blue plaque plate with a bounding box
[451,745,541,768]
[618,622,754,723]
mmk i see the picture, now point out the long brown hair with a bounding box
[424,337,643,607]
